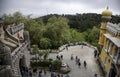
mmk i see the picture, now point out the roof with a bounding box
[104,34,120,47]
[102,7,112,16]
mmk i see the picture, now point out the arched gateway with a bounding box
[0,19,30,77]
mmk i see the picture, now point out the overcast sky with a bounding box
[0,0,119,17]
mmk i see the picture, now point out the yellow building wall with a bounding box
[105,56,112,73]
[103,38,107,48]
[111,45,115,56]
[101,23,107,29]
[99,23,107,45]
[100,48,112,73]
[100,30,106,34]
[99,14,120,76]
[101,49,107,63]
[99,34,105,45]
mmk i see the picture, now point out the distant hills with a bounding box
[36,13,120,32]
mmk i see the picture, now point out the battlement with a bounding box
[7,23,24,35]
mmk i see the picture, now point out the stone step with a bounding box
[5,37,18,45]
[1,39,17,48]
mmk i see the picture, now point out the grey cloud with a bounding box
[0,0,119,17]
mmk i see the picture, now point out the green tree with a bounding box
[43,50,49,60]
[39,38,51,49]
[52,60,62,70]
[38,50,44,59]
[44,16,71,48]
[32,45,40,61]
[69,29,84,43]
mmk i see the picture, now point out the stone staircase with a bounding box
[12,60,21,77]
[5,37,18,45]
[1,39,17,48]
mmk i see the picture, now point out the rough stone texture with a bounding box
[0,65,14,77]
[0,45,12,65]
[0,24,30,77]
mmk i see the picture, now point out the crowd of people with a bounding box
[20,66,70,77]
[70,55,87,69]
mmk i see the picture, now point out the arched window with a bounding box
[113,46,118,59]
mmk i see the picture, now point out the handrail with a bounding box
[11,42,28,56]
[11,42,28,63]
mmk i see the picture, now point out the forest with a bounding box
[3,12,120,50]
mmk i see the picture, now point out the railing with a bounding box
[11,42,28,63]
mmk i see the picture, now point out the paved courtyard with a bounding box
[30,45,102,77]
[48,45,102,77]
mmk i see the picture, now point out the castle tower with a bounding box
[98,7,112,46]
[99,7,120,77]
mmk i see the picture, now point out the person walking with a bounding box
[43,69,46,75]
[29,70,32,77]
[94,73,98,77]
[49,64,52,72]
[66,45,68,51]
[51,71,55,77]
[71,54,73,60]
[78,61,81,68]
[65,74,70,77]
[38,70,42,77]
[94,49,97,58]
[61,54,63,60]
[84,60,87,68]
[77,58,80,63]
[75,56,79,64]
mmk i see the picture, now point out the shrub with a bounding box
[52,60,62,70]
[31,59,53,67]
[30,59,62,71]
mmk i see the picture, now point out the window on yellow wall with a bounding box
[105,39,108,49]
[113,46,118,60]
[107,41,109,51]
[104,38,107,48]
[109,43,113,55]
[110,45,115,57]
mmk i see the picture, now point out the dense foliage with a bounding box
[39,13,120,32]
[3,12,120,49]
[31,59,62,71]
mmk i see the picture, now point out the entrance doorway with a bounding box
[108,63,117,77]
